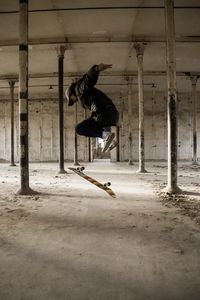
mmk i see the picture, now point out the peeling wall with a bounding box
[0,92,199,162]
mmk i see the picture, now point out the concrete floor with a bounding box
[0,160,200,300]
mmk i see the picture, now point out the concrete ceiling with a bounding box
[0,0,200,99]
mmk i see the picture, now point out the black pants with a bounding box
[76,107,119,138]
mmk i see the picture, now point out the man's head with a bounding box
[65,82,78,106]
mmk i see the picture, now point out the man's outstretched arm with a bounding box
[96,64,112,72]
[75,64,112,96]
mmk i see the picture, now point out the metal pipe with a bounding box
[58,45,66,173]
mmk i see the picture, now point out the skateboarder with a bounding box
[65,64,119,152]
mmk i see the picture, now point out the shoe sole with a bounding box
[105,140,118,152]
[102,133,115,152]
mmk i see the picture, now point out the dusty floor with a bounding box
[0,160,200,300]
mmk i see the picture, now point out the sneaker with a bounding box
[105,140,118,152]
[102,132,115,153]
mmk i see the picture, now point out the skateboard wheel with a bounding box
[104,182,111,187]
[77,166,85,171]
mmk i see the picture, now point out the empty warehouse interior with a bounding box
[0,1,200,299]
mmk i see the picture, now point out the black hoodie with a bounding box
[75,65,117,114]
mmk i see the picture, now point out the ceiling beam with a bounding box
[0,6,200,15]
[0,36,200,47]
[1,71,200,81]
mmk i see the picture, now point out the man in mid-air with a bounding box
[65,64,119,152]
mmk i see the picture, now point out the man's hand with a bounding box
[98,64,112,72]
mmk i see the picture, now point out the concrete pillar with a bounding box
[17,0,36,195]
[84,108,93,162]
[190,76,199,165]
[191,79,198,164]
[84,109,88,161]
[119,93,124,161]
[126,78,134,165]
[9,80,17,167]
[110,125,120,162]
[74,101,80,166]
[88,138,92,162]
[134,43,147,173]
[91,139,95,162]
[116,126,120,162]
[163,0,181,193]
[58,45,67,173]
[151,84,156,158]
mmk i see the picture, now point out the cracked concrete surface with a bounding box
[0,161,200,300]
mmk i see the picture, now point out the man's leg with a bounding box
[102,131,115,152]
[76,117,103,138]
[96,108,119,152]
[99,107,119,127]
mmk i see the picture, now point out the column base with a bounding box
[16,187,38,195]
[136,168,147,173]
[128,160,134,166]
[10,163,17,167]
[191,161,199,166]
[74,162,80,166]
[162,184,182,195]
[58,169,67,174]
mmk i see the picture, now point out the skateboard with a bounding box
[68,167,116,198]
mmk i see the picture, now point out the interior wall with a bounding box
[0,91,199,163]
[0,99,87,163]
[117,91,199,161]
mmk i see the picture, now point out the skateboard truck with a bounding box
[103,182,111,187]
[77,166,85,172]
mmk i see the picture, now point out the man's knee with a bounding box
[75,123,84,136]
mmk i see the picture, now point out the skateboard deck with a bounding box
[68,167,116,198]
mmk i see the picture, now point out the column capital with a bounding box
[190,75,199,86]
[124,76,131,84]
[134,43,145,56]
[57,45,67,57]
[8,80,17,88]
